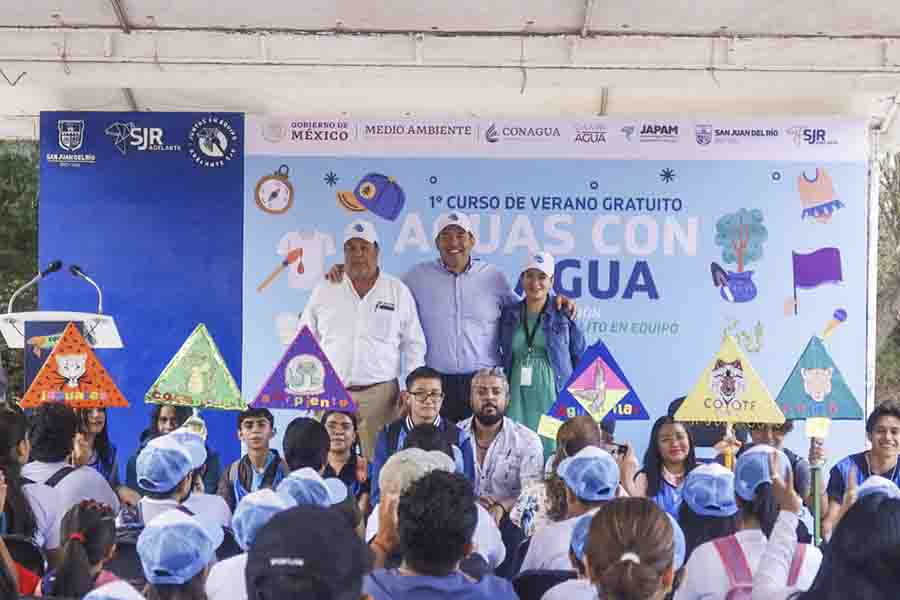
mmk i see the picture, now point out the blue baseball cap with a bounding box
[136,432,204,494]
[233,489,296,551]
[666,513,686,570]
[734,445,792,501]
[338,174,405,221]
[84,580,145,600]
[557,446,620,502]
[137,510,223,585]
[857,475,900,501]
[277,467,346,507]
[570,514,593,561]
[682,463,738,518]
[168,428,208,468]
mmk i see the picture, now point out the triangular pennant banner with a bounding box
[146,324,244,411]
[558,338,649,422]
[775,336,862,422]
[21,322,127,409]
[251,326,356,412]
[677,335,784,425]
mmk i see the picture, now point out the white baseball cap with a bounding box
[523,251,555,277]
[435,212,474,237]
[343,219,379,245]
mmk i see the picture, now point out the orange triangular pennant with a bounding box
[21,322,128,409]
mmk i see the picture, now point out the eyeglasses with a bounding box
[409,391,445,403]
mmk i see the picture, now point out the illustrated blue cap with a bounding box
[277,467,346,507]
[570,514,593,561]
[136,432,204,494]
[734,445,792,501]
[557,446,620,502]
[343,173,405,221]
[137,509,223,585]
[84,580,145,600]
[682,463,738,518]
[857,475,900,501]
[233,488,296,551]
[666,512,686,570]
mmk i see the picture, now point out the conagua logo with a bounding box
[485,124,561,142]
[485,124,499,143]
[188,117,238,167]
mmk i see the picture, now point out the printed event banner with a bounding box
[241,116,869,457]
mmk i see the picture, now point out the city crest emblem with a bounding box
[695,124,713,146]
[58,120,85,151]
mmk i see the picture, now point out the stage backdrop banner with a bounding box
[39,111,245,474]
[243,116,869,460]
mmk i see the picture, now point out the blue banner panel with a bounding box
[39,112,245,477]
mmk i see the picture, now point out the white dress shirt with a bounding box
[751,511,822,600]
[543,578,597,600]
[675,528,821,600]
[298,271,426,386]
[139,493,232,531]
[459,416,544,501]
[520,508,601,572]
[22,460,120,516]
[206,552,248,600]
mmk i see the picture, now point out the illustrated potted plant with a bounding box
[710,208,767,303]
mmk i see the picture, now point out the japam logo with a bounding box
[786,126,838,146]
[187,117,238,167]
[639,123,679,143]
[483,123,561,143]
[695,124,713,145]
[45,120,96,165]
[621,125,636,142]
[104,122,182,155]
[574,125,607,144]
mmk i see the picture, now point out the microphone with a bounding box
[6,260,63,314]
[69,265,104,314]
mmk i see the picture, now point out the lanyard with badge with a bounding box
[519,301,546,387]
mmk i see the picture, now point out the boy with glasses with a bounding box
[370,366,475,504]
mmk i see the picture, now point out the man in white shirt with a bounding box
[299,219,426,458]
[520,446,620,572]
[459,367,544,523]
[22,403,120,516]
[136,429,232,530]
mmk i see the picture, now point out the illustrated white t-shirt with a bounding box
[277,230,336,290]
[206,552,248,600]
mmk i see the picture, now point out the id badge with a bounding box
[520,366,533,387]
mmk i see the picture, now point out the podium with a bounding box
[0,311,122,349]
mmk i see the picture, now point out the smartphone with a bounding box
[606,442,627,457]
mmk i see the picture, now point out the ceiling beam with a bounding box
[107,0,132,34]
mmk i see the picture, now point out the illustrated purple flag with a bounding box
[251,326,357,412]
[793,248,842,289]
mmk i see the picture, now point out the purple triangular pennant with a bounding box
[251,326,357,413]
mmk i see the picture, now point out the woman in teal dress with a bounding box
[499,252,586,456]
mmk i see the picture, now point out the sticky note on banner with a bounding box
[251,326,356,413]
[806,417,831,439]
[538,415,564,440]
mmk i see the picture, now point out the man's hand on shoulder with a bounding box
[325,263,345,284]
[555,295,577,319]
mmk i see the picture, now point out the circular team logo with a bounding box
[188,117,238,167]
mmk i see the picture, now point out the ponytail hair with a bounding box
[739,481,780,538]
[587,497,674,600]
[53,500,117,597]
[0,409,37,540]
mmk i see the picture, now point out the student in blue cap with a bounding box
[756,451,900,600]
[275,467,347,508]
[137,509,223,600]
[521,446,620,572]
[205,488,295,600]
[676,463,738,560]
[676,446,822,600]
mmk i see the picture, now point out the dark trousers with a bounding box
[439,371,476,424]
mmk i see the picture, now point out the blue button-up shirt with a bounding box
[403,259,519,374]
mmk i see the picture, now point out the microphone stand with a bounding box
[70,266,104,314]
[7,260,63,314]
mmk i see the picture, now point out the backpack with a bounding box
[45,466,75,488]
[713,534,807,600]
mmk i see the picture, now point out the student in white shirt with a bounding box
[136,429,231,531]
[676,446,821,600]
[677,463,738,561]
[298,219,426,459]
[0,409,62,562]
[754,465,900,600]
[21,404,120,517]
[520,446,620,572]
[206,488,295,600]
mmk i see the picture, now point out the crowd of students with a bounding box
[0,388,897,599]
